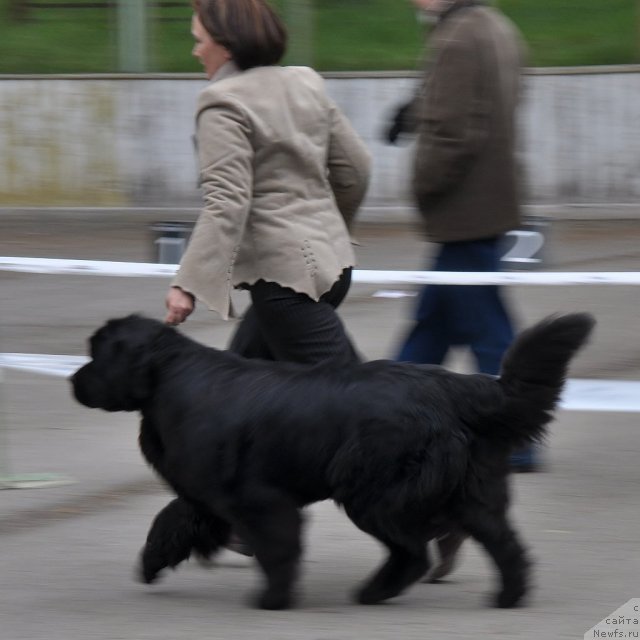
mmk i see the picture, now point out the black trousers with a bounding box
[228,268,361,366]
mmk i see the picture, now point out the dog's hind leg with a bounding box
[458,506,530,608]
[355,536,429,605]
[346,511,429,605]
[233,491,303,610]
[138,497,231,584]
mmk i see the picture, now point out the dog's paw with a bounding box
[354,585,389,605]
[136,550,165,585]
[136,559,164,585]
[493,586,527,608]
[252,589,293,610]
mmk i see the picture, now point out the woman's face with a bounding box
[191,14,231,79]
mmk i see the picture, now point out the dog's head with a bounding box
[71,314,167,412]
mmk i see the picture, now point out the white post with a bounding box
[0,365,74,490]
[117,0,148,73]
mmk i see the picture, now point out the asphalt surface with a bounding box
[1,213,640,639]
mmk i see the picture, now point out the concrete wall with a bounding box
[1,67,639,216]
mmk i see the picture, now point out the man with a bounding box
[386,0,533,579]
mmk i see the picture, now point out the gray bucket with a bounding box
[151,221,194,264]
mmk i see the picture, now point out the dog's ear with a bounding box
[99,315,164,409]
[116,317,167,403]
[128,343,154,402]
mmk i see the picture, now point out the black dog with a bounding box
[71,313,593,610]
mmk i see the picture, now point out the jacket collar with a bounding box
[441,0,484,22]
[210,60,242,84]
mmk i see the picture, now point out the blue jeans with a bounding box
[397,237,514,375]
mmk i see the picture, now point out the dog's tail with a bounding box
[490,313,595,447]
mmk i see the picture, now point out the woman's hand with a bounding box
[165,286,195,325]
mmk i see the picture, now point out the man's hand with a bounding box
[165,286,195,325]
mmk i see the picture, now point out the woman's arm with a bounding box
[170,97,254,320]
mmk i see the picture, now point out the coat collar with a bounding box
[210,60,242,84]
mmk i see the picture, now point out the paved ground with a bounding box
[1,213,640,639]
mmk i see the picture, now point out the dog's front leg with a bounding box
[233,491,303,610]
[138,497,231,584]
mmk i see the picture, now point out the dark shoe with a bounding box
[225,533,254,557]
[424,531,466,582]
[510,446,540,473]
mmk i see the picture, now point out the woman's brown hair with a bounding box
[193,0,288,70]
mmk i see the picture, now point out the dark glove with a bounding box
[383,100,415,145]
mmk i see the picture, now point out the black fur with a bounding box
[71,312,594,610]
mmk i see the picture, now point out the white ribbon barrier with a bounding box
[1,353,640,414]
[2,256,640,414]
[0,354,88,377]
[3,256,640,285]
[0,257,178,278]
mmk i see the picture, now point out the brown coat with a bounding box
[412,2,525,243]
[173,63,371,320]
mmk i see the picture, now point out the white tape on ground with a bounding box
[3,256,640,285]
[1,353,639,413]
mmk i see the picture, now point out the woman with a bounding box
[165,0,371,366]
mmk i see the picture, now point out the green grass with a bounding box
[500,0,638,66]
[311,0,424,71]
[0,0,638,73]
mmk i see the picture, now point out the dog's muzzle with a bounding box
[71,364,105,409]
